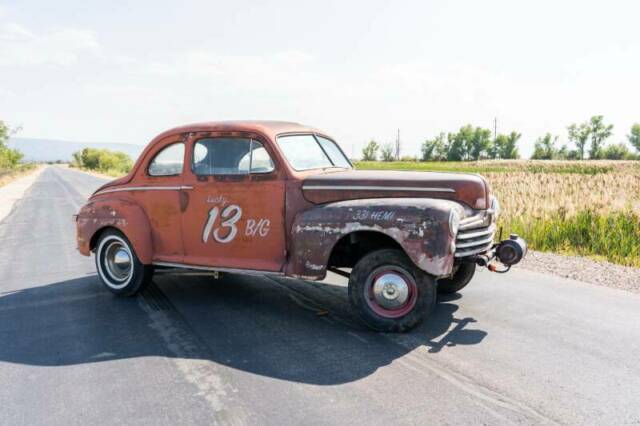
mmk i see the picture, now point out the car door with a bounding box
[180,132,286,271]
[130,138,186,263]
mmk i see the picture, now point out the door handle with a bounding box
[179,190,190,212]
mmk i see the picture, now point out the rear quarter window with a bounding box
[148,143,185,176]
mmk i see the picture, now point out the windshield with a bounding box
[276,134,352,171]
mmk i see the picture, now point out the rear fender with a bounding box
[285,198,462,280]
[76,197,153,264]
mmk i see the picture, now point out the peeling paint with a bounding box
[286,198,461,279]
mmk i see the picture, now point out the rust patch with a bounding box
[285,198,463,280]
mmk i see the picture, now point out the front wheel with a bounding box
[95,230,153,296]
[437,262,476,294]
[348,249,437,332]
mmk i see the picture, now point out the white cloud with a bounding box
[0,23,99,66]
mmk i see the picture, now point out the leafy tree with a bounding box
[445,132,466,161]
[557,144,569,160]
[531,133,559,160]
[489,131,520,159]
[602,143,631,160]
[456,125,474,160]
[488,135,503,159]
[361,140,379,161]
[421,133,446,161]
[0,120,8,147]
[588,115,613,159]
[469,127,492,160]
[566,149,581,160]
[445,125,492,160]
[628,123,640,153]
[0,120,24,169]
[501,131,521,159]
[567,123,590,160]
[380,143,395,162]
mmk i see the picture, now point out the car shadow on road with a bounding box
[0,274,487,385]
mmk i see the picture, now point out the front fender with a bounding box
[76,197,153,264]
[285,198,463,280]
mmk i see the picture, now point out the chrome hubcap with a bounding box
[372,272,410,310]
[105,242,132,282]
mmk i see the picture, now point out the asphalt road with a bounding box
[1,166,639,425]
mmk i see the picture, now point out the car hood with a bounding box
[302,169,490,210]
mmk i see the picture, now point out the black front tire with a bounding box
[95,229,153,296]
[348,249,437,332]
[437,262,476,294]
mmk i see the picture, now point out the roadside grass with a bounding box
[356,160,640,267]
[0,163,37,188]
[505,211,640,267]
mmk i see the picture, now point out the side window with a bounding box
[193,138,274,175]
[316,136,351,168]
[238,140,275,173]
[148,143,184,176]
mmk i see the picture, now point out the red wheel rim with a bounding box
[365,266,418,319]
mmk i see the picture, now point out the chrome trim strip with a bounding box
[456,225,496,240]
[455,235,494,249]
[302,185,455,193]
[96,185,193,195]
[152,261,284,276]
[459,218,485,230]
[454,243,493,257]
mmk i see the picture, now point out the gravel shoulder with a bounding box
[519,250,640,294]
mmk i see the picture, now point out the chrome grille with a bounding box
[455,216,496,258]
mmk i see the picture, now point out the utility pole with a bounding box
[494,117,498,140]
[395,128,400,160]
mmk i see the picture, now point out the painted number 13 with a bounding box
[202,204,243,244]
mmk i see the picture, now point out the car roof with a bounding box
[156,120,326,140]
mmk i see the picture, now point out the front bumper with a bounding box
[454,203,527,268]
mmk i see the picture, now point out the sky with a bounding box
[1,0,639,158]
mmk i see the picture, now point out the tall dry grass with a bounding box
[357,160,640,267]
[487,165,640,266]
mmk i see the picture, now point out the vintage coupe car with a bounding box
[76,121,526,332]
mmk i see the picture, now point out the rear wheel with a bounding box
[95,230,153,296]
[348,249,437,332]
[437,262,476,294]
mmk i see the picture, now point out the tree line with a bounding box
[71,148,133,175]
[361,116,640,161]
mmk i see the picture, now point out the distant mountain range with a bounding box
[7,137,145,162]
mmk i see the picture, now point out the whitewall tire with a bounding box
[95,230,153,296]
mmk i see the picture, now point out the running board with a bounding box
[152,261,284,277]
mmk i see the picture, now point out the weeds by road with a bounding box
[0,164,37,188]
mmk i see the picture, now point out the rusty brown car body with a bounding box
[76,121,526,331]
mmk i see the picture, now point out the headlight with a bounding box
[449,210,460,237]
[490,196,500,222]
